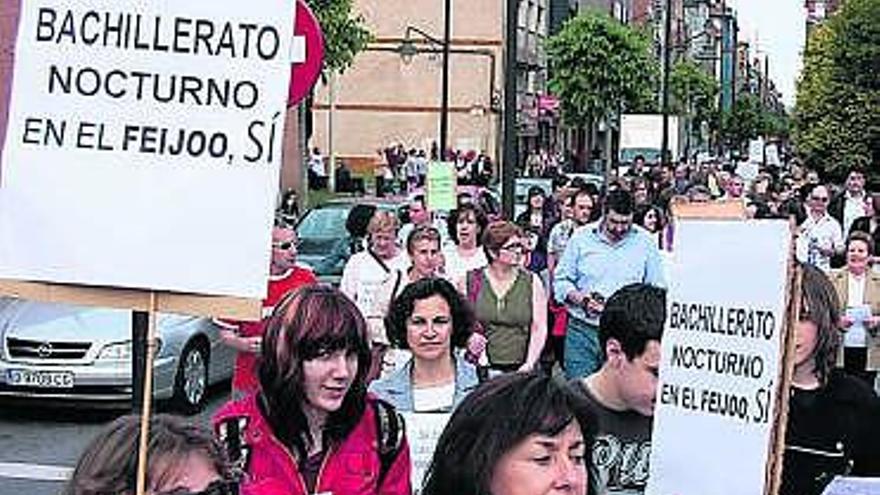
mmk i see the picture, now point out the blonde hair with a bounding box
[367,210,400,235]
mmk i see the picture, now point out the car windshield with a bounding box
[296,206,349,238]
[515,180,552,204]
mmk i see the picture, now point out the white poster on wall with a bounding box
[0,1,296,298]
[646,219,793,495]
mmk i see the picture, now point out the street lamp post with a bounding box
[399,21,451,159]
[661,0,673,168]
[440,0,451,157]
[502,0,518,219]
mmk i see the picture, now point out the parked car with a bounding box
[296,198,406,285]
[0,298,234,413]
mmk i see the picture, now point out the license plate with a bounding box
[6,369,74,388]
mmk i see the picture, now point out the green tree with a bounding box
[669,60,718,124]
[669,60,718,155]
[311,0,373,77]
[764,111,791,141]
[547,10,659,156]
[719,94,769,153]
[299,0,372,195]
[793,0,880,182]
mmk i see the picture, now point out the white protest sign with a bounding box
[748,137,765,164]
[766,144,781,168]
[0,1,296,298]
[646,219,793,495]
[736,160,760,183]
[401,412,452,494]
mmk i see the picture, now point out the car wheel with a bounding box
[171,340,209,415]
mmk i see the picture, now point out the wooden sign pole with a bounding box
[765,253,801,495]
[135,293,159,495]
[131,310,149,412]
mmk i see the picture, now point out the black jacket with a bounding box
[828,190,847,228]
[781,370,880,495]
[850,216,880,256]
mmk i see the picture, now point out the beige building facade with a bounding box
[312,0,550,171]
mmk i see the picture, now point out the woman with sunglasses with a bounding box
[63,414,232,495]
[465,221,548,374]
[781,264,880,495]
[795,184,844,272]
[213,285,411,495]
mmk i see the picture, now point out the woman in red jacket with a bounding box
[213,285,411,495]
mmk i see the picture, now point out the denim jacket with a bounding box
[368,352,480,412]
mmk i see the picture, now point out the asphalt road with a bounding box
[0,384,232,495]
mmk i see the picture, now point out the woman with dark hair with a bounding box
[781,264,880,495]
[346,203,380,253]
[421,372,595,495]
[312,203,379,277]
[276,188,300,227]
[213,285,411,495]
[633,203,666,249]
[849,192,880,261]
[515,186,553,273]
[64,414,230,495]
[444,203,489,283]
[369,277,479,412]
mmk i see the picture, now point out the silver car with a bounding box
[0,297,235,413]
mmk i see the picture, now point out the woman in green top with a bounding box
[466,221,548,373]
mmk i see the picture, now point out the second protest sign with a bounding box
[647,218,796,495]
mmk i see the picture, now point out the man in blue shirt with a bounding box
[554,189,665,378]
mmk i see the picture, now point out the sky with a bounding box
[727,0,806,107]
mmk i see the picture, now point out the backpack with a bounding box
[372,397,406,486]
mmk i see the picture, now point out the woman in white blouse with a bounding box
[442,203,489,284]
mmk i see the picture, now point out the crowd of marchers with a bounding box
[59,161,880,495]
